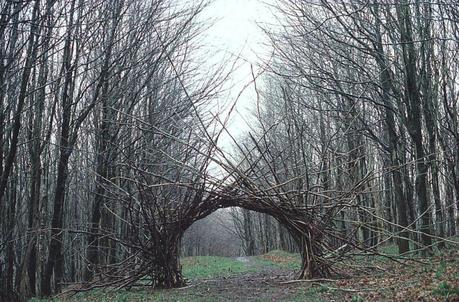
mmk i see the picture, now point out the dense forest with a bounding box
[0,0,458,301]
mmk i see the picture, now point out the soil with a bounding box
[166,256,300,301]
[157,251,459,302]
[56,250,459,301]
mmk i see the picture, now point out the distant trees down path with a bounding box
[0,0,458,301]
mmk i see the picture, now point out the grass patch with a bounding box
[30,289,151,302]
[30,256,252,302]
[378,244,398,255]
[29,288,217,302]
[255,250,301,270]
[182,255,252,279]
[350,295,364,302]
[435,260,447,278]
[289,289,322,302]
[30,287,219,302]
[432,281,459,297]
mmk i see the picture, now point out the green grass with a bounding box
[182,255,252,279]
[29,252,303,302]
[30,288,215,302]
[378,244,398,255]
[289,288,322,302]
[432,281,459,297]
[435,260,447,278]
[350,295,364,302]
[29,256,252,302]
[254,249,301,270]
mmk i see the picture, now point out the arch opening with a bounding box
[144,198,334,289]
[181,207,298,258]
[181,209,243,257]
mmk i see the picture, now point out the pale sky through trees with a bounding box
[202,0,274,147]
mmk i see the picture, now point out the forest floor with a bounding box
[31,247,459,302]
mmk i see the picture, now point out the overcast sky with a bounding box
[201,0,275,149]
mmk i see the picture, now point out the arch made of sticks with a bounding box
[178,189,334,282]
[80,185,337,292]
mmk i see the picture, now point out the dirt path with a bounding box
[53,250,459,301]
[157,251,459,302]
[169,257,301,301]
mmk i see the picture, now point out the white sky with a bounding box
[201,0,275,150]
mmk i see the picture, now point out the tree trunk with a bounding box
[85,0,124,280]
[41,153,71,296]
[242,209,256,256]
[417,1,445,248]
[20,3,54,294]
[373,3,410,253]
[0,0,39,207]
[445,176,456,237]
[5,175,17,301]
[397,1,433,251]
[41,0,76,291]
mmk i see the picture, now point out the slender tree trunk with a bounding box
[41,1,77,294]
[373,3,410,253]
[397,1,433,251]
[85,0,124,280]
[0,0,39,207]
[417,1,445,247]
[41,152,71,296]
[242,209,255,256]
[20,3,54,295]
[5,173,17,301]
[85,96,112,281]
[444,174,456,237]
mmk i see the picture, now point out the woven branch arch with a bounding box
[81,180,347,292]
[135,186,336,289]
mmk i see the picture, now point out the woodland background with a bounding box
[0,0,458,300]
